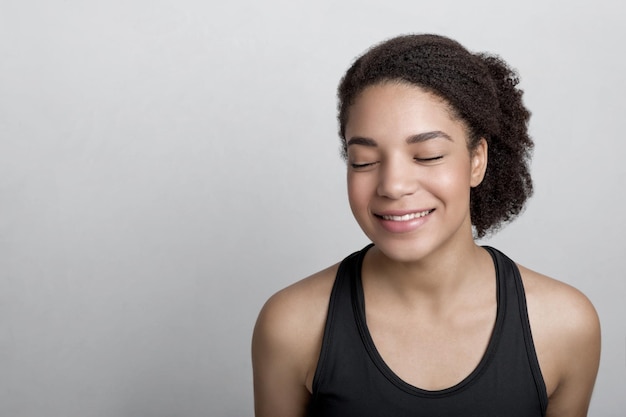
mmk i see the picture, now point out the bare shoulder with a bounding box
[518,265,601,417]
[519,265,600,347]
[519,265,599,334]
[253,262,339,358]
[251,263,339,417]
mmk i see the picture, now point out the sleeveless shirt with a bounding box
[307,245,548,417]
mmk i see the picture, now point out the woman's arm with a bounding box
[252,266,337,417]
[252,292,311,417]
[522,267,601,417]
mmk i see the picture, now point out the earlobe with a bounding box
[470,138,488,188]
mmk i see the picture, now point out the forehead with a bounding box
[345,82,467,138]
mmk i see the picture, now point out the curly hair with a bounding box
[337,34,533,238]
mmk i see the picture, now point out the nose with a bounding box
[376,158,418,199]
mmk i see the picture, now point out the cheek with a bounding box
[439,168,466,186]
[435,162,473,198]
[347,174,364,205]
[347,173,373,215]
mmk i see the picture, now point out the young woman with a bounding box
[252,34,600,417]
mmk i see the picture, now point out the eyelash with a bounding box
[350,156,443,170]
[350,162,377,169]
[414,155,444,162]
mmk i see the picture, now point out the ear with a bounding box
[470,138,488,188]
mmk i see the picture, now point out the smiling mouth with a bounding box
[377,209,435,221]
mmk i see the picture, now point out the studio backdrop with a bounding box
[1,1,624,416]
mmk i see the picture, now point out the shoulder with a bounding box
[253,263,339,357]
[518,265,600,352]
[519,265,599,328]
[251,263,339,416]
[517,265,600,416]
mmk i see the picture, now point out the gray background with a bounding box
[1,0,624,416]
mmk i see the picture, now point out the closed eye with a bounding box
[415,156,443,163]
[350,161,378,169]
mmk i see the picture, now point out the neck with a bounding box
[363,239,492,307]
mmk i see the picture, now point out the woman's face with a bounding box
[345,82,487,263]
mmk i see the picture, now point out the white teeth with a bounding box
[381,210,432,221]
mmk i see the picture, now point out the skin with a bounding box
[252,82,601,417]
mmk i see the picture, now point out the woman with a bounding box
[252,34,600,417]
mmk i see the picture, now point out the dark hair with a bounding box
[337,34,533,238]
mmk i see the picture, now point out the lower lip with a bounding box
[375,211,433,233]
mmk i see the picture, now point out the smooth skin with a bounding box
[252,82,601,417]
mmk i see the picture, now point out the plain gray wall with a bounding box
[1,0,624,416]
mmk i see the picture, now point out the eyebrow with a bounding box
[346,130,452,147]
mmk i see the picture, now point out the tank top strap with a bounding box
[482,246,548,413]
[310,245,371,398]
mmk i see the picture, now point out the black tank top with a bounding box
[307,245,548,417]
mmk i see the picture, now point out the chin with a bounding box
[368,236,438,264]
